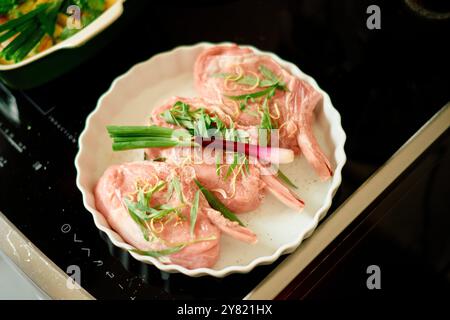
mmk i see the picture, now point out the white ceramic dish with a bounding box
[75,42,347,277]
[0,0,125,71]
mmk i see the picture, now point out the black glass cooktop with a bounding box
[0,0,448,299]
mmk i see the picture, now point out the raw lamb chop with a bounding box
[94,161,256,269]
[147,96,304,212]
[194,45,333,180]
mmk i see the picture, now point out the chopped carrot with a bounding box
[0,15,8,24]
[57,13,67,26]
[105,0,117,9]
[18,1,35,15]
[53,24,63,38]
[37,35,53,53]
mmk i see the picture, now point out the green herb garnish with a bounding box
[225,85,277,101]
[190,190,200,238]
[225,152,239,179]
[0,0,17,15]
[222,65,287,132]
[162,101,203,131]
[212,67,282,88]
[161,102,224,139]
[259,65,278,83]
[218,65,286,133]
[131,245,186,258]
[106,125,193,151]
[276,169,298,189]
[171,176,184,204]
[194,179,244,226]
[159,101,250,178]
[126,202,150,241]
[260,97,274,130]
[194,111,209,138]
[124,180,181,240]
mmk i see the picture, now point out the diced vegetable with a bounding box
[0,0,17,15]
[194,179,244,226]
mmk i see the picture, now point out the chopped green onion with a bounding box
[260,98,274,130]
[0,0,16,15]
[2,25,35,60]
[124,198,149,221]
[13,29,45,62]
[0,4,49,33]
[225,85,276,101]
[194,179,244,226]
[125,204,150,241]
[212,72,276,88]
[0,2,67,63]
[259,65,287,90]
[107,125,174,137]
[190,190,200,238]
[194,111,209,138]
[276,169,298,189]
[123,180,177,240]
[0,23,27,43]
[131,245,186,258]
[225,152,239,179]
[259,65,278,82]
[112,140,189,151]
[111,137,176,143]
[148,180,167,196]
[260,79,277,87]
[107,125,194,151]
[235,75,259,86]
[166,179,174,202]
[146,205,178,220]
[171,176,184,204]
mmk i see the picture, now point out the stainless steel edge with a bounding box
[245,102,450,300]
[0,211,94,300]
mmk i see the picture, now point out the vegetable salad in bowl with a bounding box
[0,0,115,64]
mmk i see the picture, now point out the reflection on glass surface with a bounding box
[0,83,20,125]
[304,131,450,299]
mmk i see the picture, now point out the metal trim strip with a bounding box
[246,103,450,300]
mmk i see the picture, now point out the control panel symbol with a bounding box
[81,248,91,257]
[0,156,7,168]
[93,260,103,267]
[73,233,83,243]
[61,224,71,233]
[32,161,43,171]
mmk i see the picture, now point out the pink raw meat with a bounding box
[148,96,304,212]
[194,45,333,180]
[147,146,265,214]
[95,161,221,269]
[149,96,265,213]
[95,160,258,269]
